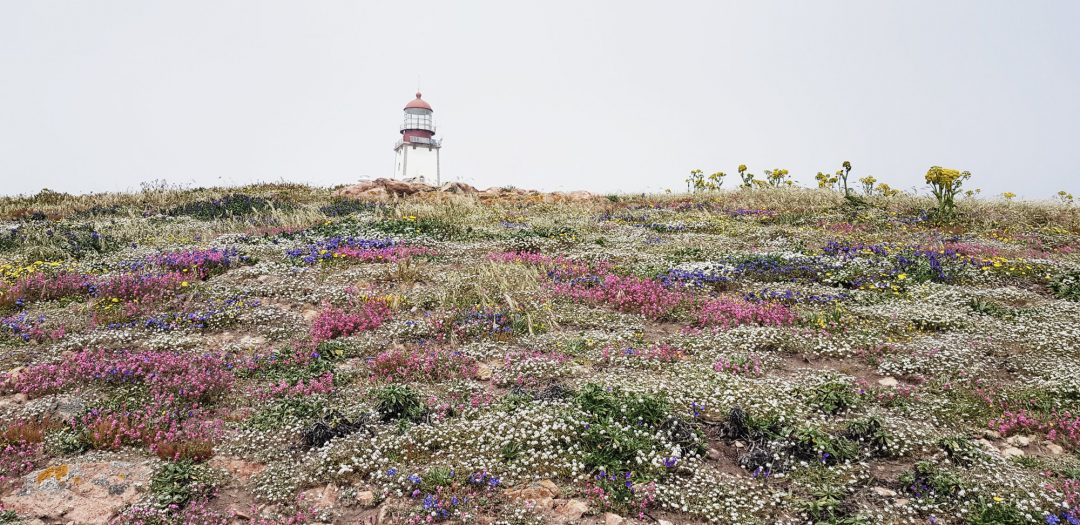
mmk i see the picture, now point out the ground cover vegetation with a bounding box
[0,172,1077,524]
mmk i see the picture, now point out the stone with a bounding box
[335,178,434,199]
[983,429,1001,439]
[504,479,560,511]
[437,182,479,194]
[658,521,675,525]
[300,483,339,509]
[1001,446,1025,458]
[356,490,376,507]
[872,486,897,497]
[1046,443,1065,455]
[302,308,320,322]
[1004,434,1033,447]
[476,363,493,381]
[706,448,722,460]
[553,499,589,523]
[1,461,152,525]
[877,376,899,387]
[604,512,626,525]
[734,440,745,448]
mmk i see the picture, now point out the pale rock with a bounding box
[658,521,675,525]
[877,376,899,387]
[1046,443,1065,455]
[356,490,376,507]
[983,429,1001,439]
[1001,446,1025,458]
[706,448,722,460]
[2,461,152,525]
[553,499,589,523]
[300,483,339,509]
[604,512,626,525]
[734,440,745,449]
[871,486,897,497]
[504,479,560,511]
[476,363,493,381]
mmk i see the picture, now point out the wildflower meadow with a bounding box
[0,178,1078,525]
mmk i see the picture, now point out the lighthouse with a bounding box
[393,92,441,185]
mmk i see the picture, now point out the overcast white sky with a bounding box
[1,1,1077,198]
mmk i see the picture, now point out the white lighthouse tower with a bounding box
[393,92,441,184]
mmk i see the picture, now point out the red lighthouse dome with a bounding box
[404,92,432,111]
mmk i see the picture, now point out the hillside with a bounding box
[0,183,1078,524]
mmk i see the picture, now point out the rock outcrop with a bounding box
[2,460,153,525]
[334,179,592,202]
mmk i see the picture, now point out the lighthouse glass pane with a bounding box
[402,114,433,130]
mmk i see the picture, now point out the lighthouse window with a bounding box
[403,114,433,130]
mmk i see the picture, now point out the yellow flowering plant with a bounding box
[738,164,755,188]
[764,168,790,187]
[925,166,971,221]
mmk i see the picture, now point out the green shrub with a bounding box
[843,417,895,457]
[574,384,670,427]
[373,384,426,423]
[150,460,217,509]
[807,380,858,415]
[167,193,278,220]
[372,216,462,240]
[320,198,376,217]
[791,426,857,463]
[965,499,1026,525]
[573,384,675,474]
[246,396,327,430]
[898,461,961,501]
[1050,270,1080,301]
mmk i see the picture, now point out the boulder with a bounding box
[1001,446,1025,458]
[552,499,589,523]
[476,363,493,381]
[604,513,626,525]
[299,483,339,509]
[335,178,433,199]
[872,486,898,498]
[2,461,153,525]
[1005,434,1033,447]
[437,182,478,194]
[504,479,560,511]
[356,489,376,507]
[877,376,899,388]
